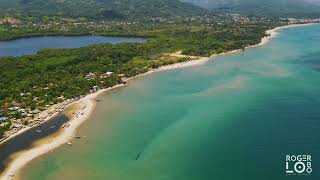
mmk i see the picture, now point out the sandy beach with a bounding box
[0,22,317,180]
[252,23,317,48]
[0,84,127,180]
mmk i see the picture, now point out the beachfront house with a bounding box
[85,72,96,80]
[106,72,113,76]
[93,86,99,92]
[100,72,114,79]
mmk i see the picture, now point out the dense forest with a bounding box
[0,0,206,20]
[183,0,320,17]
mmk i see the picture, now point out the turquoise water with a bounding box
[0,36,146,57]
[21,25,320,180]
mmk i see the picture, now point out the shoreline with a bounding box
[0,85,122,180]
[0,22,317,180]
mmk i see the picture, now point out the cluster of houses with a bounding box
[85,72,97,80]
[1,18,142,34]
[0,97,77,142]
[0,70,130,141]
[7,106,35,118]
[85,71,114,81]
[1,70,125,140]
[86,71,129,92]
[85,71,115,92]
[0,14,285,34]
[282,18,320,24]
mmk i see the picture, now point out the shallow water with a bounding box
[0,115,68,172]
[0,36,146,57]
[20,25,320,180]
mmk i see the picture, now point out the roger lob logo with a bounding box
[286,155,312,175]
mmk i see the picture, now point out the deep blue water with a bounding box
[0,36,146,57]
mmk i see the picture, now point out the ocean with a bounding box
[19,24,320,180]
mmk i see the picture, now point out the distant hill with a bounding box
[183,0,320,17]
[0,0,206,19]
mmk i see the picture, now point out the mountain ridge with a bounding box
[0,0,207,19]
[183,0,320,17]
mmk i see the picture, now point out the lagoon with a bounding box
[0,36,146,57]
[0,115,69,172]
[15,24,320,180]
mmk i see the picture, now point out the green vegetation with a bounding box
[184,0,320,17]
[0,15,277,41]
[0,0,284,139]
[0,0,316,143]
[0,22,270,135]
[0,0,206,20]
[0,122,11,138]
[0,0,285,139]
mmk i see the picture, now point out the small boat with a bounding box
[75,131,81,139]
[50,125,56,129]
[36,129,42,133]
[136,153,141,160]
